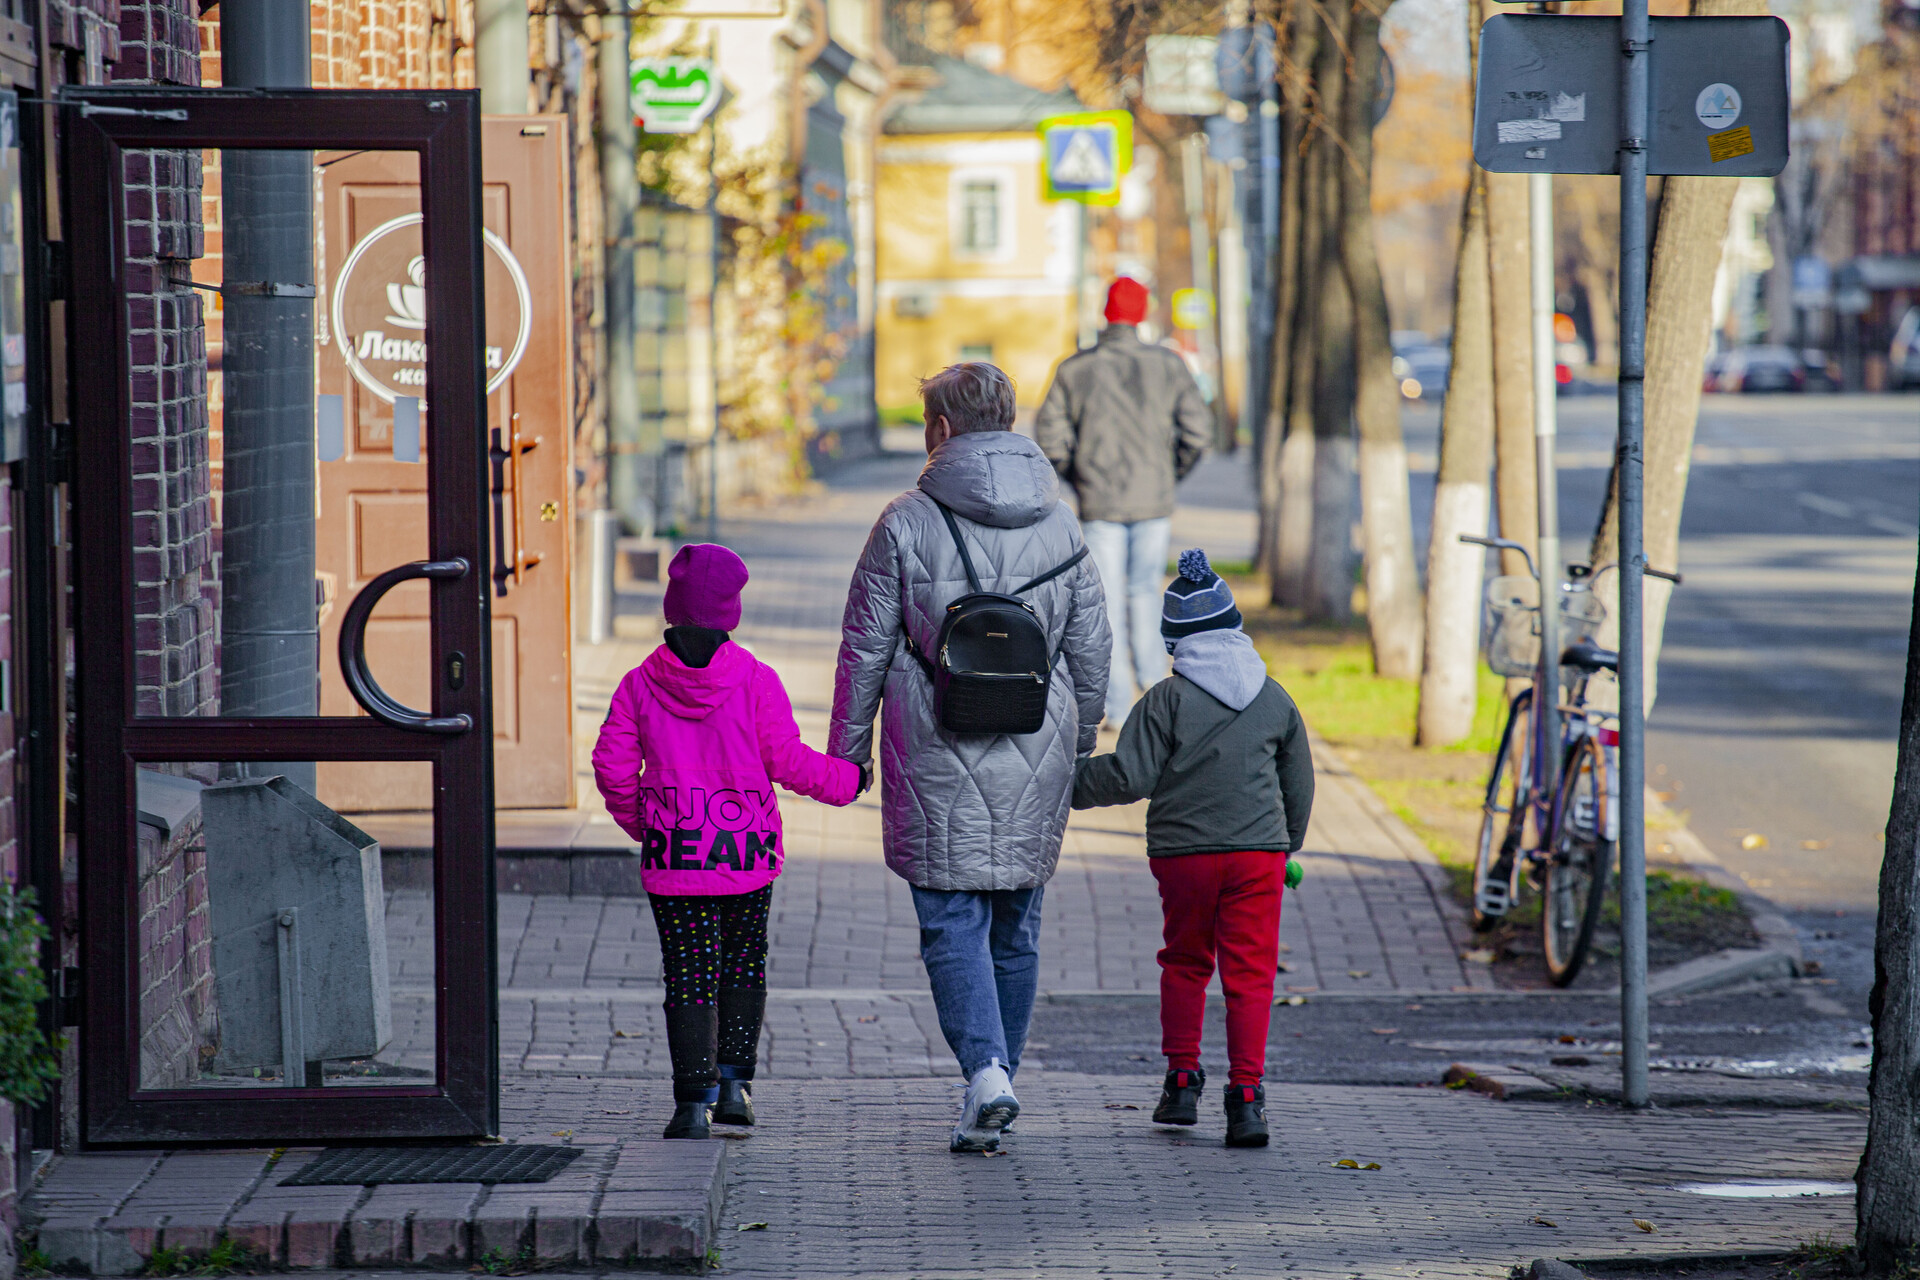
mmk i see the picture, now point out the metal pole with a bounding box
[707,114,720,545]
[600,13,648,533]
[1530,171,1560,772]
[1183,135,1227,451]
[1616,0,1652,1109]
[220,0,317,793]
[476,0,531,113]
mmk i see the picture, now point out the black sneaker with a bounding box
[1153,1067,1205,1125]
[1224,1082,1269,1147]
[663,1100,712,1139]
[713,1079,755,1127]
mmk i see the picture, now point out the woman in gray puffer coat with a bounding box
[829,362,1110,1152]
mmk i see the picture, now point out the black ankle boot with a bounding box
[1224,1082,1269,1148]
[1153,1067,1205,1125]
[663,1099,711,1139]
[713,1076,755,1126]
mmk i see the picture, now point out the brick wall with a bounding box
[135,810,217,1089]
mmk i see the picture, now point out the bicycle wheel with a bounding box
[1543,736,1613,986]
[1472,689,1532,931]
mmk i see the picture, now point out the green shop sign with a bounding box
[631,58,721,134]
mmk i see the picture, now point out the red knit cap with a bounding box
[1104,277,1149,325]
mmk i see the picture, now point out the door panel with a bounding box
[315,119,574,811]
[67,89,496,1146]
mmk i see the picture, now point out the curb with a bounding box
[1643,785,1804,985]
[24,1141,727,1273]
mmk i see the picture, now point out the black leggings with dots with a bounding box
[650,884,771,1080]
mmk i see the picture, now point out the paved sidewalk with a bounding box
[23,450,1867,1277]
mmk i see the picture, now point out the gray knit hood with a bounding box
[1172,629,1268,712]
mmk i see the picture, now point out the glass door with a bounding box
[64,88,497,1145]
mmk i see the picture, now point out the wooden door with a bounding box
[316,118,575,812]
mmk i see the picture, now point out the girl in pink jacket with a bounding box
[593,543,865,1139]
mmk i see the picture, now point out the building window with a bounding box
[959,180,1001,253]
[959,343,993,363]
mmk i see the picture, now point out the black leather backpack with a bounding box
[904,500,1088,736]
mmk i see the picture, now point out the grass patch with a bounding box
[140,1238,261,1277]
[878,403,924,426]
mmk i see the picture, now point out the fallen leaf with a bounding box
[1652,791,1674,803]
[601,1109,632,1116]
[1104,1103,1140,1110]
[1463,949,1496,964]
[737,1222,769,1231]
[1634,1219,1657,1233]
[1656,842,1676,854]
[1559,1035,1579,1044]
[1404,1003,1423,1011]
[1370,1028,1399,1036]
[1277,961,1294,973]
[612,1030,629,1038]
[1802,839,1829,850]
[1445,1079,1469,1090]
[1275,995,1308,1007]
[551,1130,571,1137]
[1347,969,1372,979]
[1277,943,1292,953]
[1332,1159,1381,1170]
[981,1149,1005,1158]
[1741,833,1769,850]
[1533,1217,1558,1228]
[857,1015,879,1023]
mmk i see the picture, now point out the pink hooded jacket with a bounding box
[593,640,859,896]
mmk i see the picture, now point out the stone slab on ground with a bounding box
[21,1138,724,1273]
[1530,1063,1868,1109]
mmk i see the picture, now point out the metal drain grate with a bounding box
[279,1145,583,1186]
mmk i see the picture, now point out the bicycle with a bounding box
[1460,534,1681,986]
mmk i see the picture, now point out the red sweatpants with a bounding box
[1150,851,1287,1087]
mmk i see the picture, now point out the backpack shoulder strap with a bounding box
[932,498,984,595]
[1013,544,1089,596]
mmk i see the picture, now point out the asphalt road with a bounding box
[1029,982,1869,1089]
[1170,391,1914,1032]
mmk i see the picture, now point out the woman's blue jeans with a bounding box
[909,885,1045,1080]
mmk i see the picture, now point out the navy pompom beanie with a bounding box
[1161,549,1242,642]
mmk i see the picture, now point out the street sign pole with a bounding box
[1530,170,1560,786]
[1616,0,1652,1111]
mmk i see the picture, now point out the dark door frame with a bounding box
[63,87,497,1147]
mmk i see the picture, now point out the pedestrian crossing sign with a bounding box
[1038,110,1133,205]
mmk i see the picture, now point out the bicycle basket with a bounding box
[1483,575,1540,678]
[1560,588,1606,639]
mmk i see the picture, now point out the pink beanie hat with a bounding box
[662,543,749,631]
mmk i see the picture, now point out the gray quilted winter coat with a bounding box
[828,430,1112,891]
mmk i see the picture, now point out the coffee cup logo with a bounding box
[332,213,532,405]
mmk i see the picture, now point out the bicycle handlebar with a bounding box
[1458,534,1537,581]
[1569,560,1684,586]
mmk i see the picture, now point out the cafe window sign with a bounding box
[331,212,533,404]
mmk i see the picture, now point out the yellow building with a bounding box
[876,57,1083,415]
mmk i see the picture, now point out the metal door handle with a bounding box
[338,558,474,733]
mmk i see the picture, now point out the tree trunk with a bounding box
[1260,8,1319,594]
[1859,561,1920,1273]
[1339,0,1422,677]
[1305,13,1355,623]
[1586,0,1761,712]
[1417,169,1495,744]
[1486,166,1536,579]
[1275,41,1327,611]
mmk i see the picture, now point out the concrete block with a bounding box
[499,857,570,895]
[220,1212,285,1266]
[408,1207,472,1265]
[591,1206,707,1262]
[1646,947,1796,998]
[532,1204,588,1263]
[93,1219,162,1276]
[33,1218,108,1273]
[202,776,391,1071]
[470,1200,530,1262]
[1527,1261,1589,1280]
[285,1209,348,1269]
[347,1211,405,1265]
[569,854,643,896]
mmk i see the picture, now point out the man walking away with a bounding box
[831,362,1110,1153]
[1036,276,1212,726]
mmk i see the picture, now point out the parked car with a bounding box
[1391,342,1452,400]
[1715,345,1806,393]
[1891,306,1920,390]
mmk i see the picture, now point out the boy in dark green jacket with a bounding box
[1073,549,1314,1148]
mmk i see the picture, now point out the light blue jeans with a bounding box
[1082,517,1172,724]
[909,885,1045,1080]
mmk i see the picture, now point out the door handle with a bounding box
[338,558,474,733]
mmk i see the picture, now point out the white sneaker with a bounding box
[950,1060,1020,1152]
